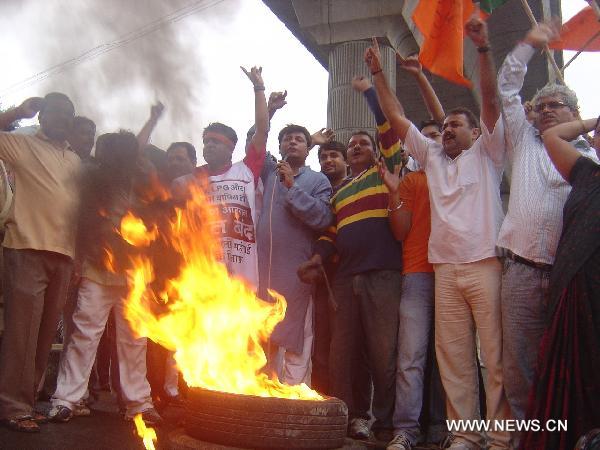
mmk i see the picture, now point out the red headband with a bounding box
[204,131,235,149]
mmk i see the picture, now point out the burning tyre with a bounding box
[184,388,348,449]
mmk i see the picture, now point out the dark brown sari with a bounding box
[522,157,600,450]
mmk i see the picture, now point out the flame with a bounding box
[133,414,157,450]
[120,212,159,247]
[119,182,323,401]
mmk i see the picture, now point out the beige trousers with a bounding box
[434,257,512,449]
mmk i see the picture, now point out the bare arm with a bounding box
[366,38,412,141]
[136,102,164,150]
[310,128,335,150]
[542,118,596,181]
[241,66,269,154]
[0,97,43,131]
[398,55,445,124]
[466,15,499,132]
[378,159,412,241]
[268,90,287,121]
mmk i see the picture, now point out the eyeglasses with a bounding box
[533,101,570,113]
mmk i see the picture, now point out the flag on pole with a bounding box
[479,0,508,14]
[412,0,476,87]
[550,6,600,52]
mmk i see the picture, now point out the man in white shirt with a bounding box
[497,23,598,434]
[368,17,511,450]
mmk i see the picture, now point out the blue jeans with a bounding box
[392,272,434,444]
[501,258,550,422]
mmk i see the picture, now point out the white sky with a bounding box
[0,0,596,170]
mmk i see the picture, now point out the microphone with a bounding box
[278,153,289,182]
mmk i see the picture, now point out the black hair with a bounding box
[349,130,377,151]
[278,124,312,147]
[203,122,238,146]
[419,118,441,132]
[72,116,96,131]
[40,92,74,114]
[95,131,139,169]
[446,107,479,129]
[167,141,197,165]
[318,140,347,160]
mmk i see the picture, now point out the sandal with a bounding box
[32,412,49,424]
[4,415,40,433]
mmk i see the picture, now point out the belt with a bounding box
[506,251,553,272]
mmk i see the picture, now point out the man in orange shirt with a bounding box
[380,163,438,450]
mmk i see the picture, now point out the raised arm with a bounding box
[268,90,287,121]
[465,15,499,132]
[398,55,445,124]
[241,66,269,154]
[136,102,164,150]
[310,128,335,150]
[0,97,43,131]
[498,22,559,138]
[542,118,597,181]
[366,38,412,142]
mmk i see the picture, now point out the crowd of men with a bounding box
[0,16,598,450]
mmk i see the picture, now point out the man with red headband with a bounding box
[172,66,269,289]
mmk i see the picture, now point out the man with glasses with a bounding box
[497,23,599,442]
[0,93,81,432]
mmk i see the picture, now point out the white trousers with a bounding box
[52,278,153,415]
[275,298,314,386]
[164,351,179,397]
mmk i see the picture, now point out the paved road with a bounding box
[0,393,440,450]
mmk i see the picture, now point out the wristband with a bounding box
[477,45,490,53]
[254,85,265,91]
[371,69,383,75]
[387,201,404,212]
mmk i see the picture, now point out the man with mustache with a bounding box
[0,93,81,432]
[172,66,269,289]
[302,74,404,441]
[496,23,598,445]
[368,16,511,450]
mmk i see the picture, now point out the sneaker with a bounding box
[438,432,457,449]
[48,405,73,423]
[72,401,91,417]
[125,408,163,426]
[448,443,474,450]
[348,418,370,439]
[387,432,412,450]
[166,394,185,406]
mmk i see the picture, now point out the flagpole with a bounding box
[518,0,566,84]
[586,0,600,20]
[562,30,600,71]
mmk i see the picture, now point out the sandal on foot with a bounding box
[4,416,40,433]
[32,412,49,424]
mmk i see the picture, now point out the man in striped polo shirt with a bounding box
[308,74,404,441]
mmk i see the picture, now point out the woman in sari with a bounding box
[521,117,600,450]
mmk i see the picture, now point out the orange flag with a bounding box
[550,6,600,52]
[412,0,476,87]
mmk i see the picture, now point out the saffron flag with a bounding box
[412,0,476,87]
[479,0,508,14]
[550,6,600,52]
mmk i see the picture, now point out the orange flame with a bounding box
[120,212,159,247]
[133,414,157,450]
[120,183,322,401]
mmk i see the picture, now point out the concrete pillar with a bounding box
[327,41,396,146]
